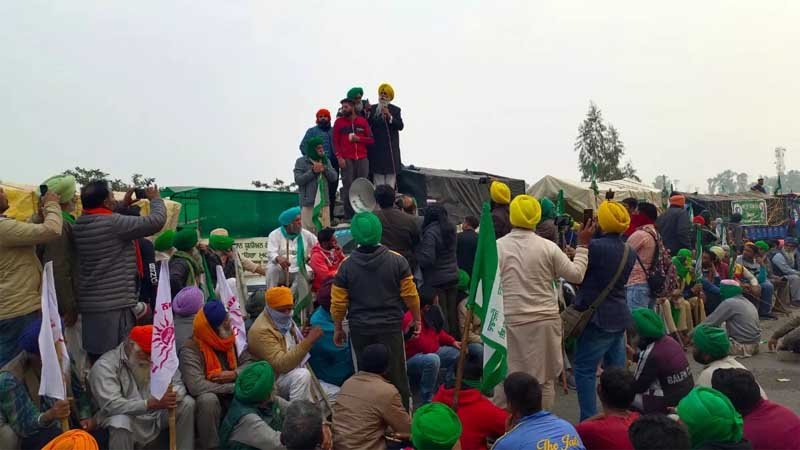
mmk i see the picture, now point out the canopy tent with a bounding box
[527,175,663,217]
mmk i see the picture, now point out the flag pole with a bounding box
[451,308,474,411]
[284,240,290,286]
[54,342,70,433]
[168,384,176,450]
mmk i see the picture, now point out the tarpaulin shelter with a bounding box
[527,175,663,217]
[684,191,793,239]
[161,186,299,238]
[397,166,526,225]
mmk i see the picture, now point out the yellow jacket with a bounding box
[247,311,314,375]
[0,201,62,320]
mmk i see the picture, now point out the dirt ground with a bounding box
[551,312,800,424]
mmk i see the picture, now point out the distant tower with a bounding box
[775,147,786,177]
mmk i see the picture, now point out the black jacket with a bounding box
[367,104,404,175]
[656,206,692,256]
[417,222,459,288]
[491,204,511,239]
[456,229,478,275]
[374,207,421,270]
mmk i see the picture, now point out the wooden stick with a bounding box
[451,308,475,411]
[284,240,290,286]
[54,339,70,433]
[168,385,176,450]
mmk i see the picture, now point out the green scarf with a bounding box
[280,226,313,323]
[61,211,75,224]
[171,251,211,299]
[219,398,283,450]
[312,174,329,232]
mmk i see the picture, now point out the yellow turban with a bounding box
[378,83,395,101]
[510,195,541,230]
[42,429,99,450]
[265,286,293,309]
[490,181,511,205]
[597,200,631,234]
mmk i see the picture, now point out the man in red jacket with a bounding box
[432,349,508,450]
[308,228,345,292]
[334,97,374,219]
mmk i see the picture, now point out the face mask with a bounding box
[267,308,293,334]
[317,120,331,131]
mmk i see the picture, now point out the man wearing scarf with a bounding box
[266,206,317,289]
[180,300,251,450]
[300,109,338,220]
[218,361,287,450]
[0,186,62,368]
[696,280,762,357]
[248,287,331,402]
[677,386,749,450]
[736,242,775,319]
[308,228,345,292]
[309,280,354,388]
[73,181,166,360]
[172,286,204,351]
[208,227,264,306]
[169,227,213,298]
[89,325,195,450]
[368,83,404,188]
[0,320,97,450]
[770,237,800,306]
[295,136,338,233]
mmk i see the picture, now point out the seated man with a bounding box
[218,361,287,450]
[737,242,776,319]
[41,429,100,450]
[169,227,209,297]
[209,227,265,303]
[0,320,96,450]
[492,372,586,450]
[90,325,195,450]
[309,228,345,292]
[771,237,800,307]
[281,399,332,450]
[712,368,800,450]
[309,280,354,388]
[410,403,463,450]
[628,414,691,450]
[266,207,317,289]
[432,349,508,450]
[180,300,250,450]
[402,288,461,404]
[698,280,762,356]
[172,286,204,352]
[456,270,483,358]
[576,368,639,450]
[629,309,693,414]
[676,387,749,450]
[769,314,800,361]
[247,287,329,402]
[692,325,766,397]
[333,343,411,450]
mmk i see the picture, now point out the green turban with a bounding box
[719,280,743,300]
[457,270,470,292]
[279,206,301,227]
[632,308,666,338]
[755,240,769,252]
[41,174,77,204]
[350,212,382,246]
[411,403,462,450]
[693,324,730,359]
[540,198,556,221]
[347,87,364,100]
[173,228,198,252]
[235,361,275,404]
[153,230,175,252]
[672,256,690,279]
[305,136,326,161]
[676,248,692,261]
[209,234,234,252]
[677,386,743,448]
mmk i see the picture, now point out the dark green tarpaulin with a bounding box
[161,186,298,238]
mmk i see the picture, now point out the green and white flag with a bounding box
[693,225,703,283]
[467,202,507,393]
[312,174,328,232]
[774,175,782,195]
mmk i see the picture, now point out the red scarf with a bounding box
[83,207,143,277]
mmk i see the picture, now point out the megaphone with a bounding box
[349,178,376,213]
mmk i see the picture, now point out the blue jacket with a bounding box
[300,126,337,170]
[493,411,585,450]
[574,234,635,333]
[309,307,354,386]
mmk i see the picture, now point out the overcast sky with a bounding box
[2,1,798,193]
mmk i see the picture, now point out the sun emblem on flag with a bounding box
[151,311,175,373]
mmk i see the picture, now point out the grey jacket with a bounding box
[655,206,692,256]
[179,339,253,398]
[293,157,337,207]
[73,199,166,313]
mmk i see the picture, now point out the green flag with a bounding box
[688,203,694,220]
[556,189,565,216]
[312,174,328,232]
[693,225,703,283]
[467,202,507,393]
[774,175,782,195]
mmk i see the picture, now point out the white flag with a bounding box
[150,261,179,400]
[38,261,69,400]
[215,266,247,356]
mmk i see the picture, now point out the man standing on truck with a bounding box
[333,97,374,220]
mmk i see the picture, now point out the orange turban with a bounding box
[316,109,331,119]
[42,429,99,450]
[669,195,686,207]
[266,287,293,309]
[129,325,152,354]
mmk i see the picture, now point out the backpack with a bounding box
[636,227,679,298]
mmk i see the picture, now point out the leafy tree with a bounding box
[62,167,155,191]
[575,102,638,182]
[735,173,749,193]
[706,170,738,194]
[251,178,298,192]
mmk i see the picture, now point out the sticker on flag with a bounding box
[151,260,179,400]
[38,261,69,400]
[216,266,248,356]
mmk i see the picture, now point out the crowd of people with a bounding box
[2,91,800,449]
